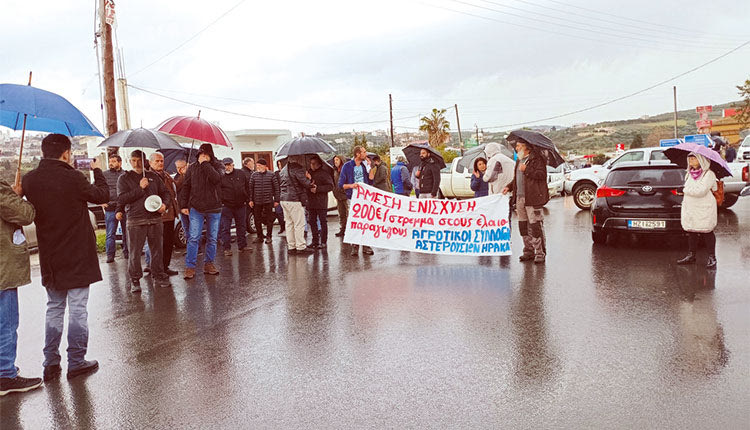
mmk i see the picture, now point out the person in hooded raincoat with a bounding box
[677,152,718,269]
[483,142,515,195]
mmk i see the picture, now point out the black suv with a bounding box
[591,163,686,244]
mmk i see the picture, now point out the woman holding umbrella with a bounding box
[676,153,718,269]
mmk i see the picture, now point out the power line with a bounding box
[129,0,248,77]
[414,1,707,53]
[127,84,447,126]
[474,0,735,49]
[446,0,732,50]
[505,0,749,43]
[482,40,750,130]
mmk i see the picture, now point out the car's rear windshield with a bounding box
[606,168,684,187]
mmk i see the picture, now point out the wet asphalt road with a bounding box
[2,196,749,429]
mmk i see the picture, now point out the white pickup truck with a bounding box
[563,146,750,209]
[438,156,566,199]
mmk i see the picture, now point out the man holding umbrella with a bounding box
[117,150,171,292]
[502,139,549,264]
[415,148,441,199]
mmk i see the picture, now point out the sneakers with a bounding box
[130,279,141,294]
[677,252,696,265]
[184,268,196,280]
[43,364,62,382]
[67,360,99,380]
[0,376,43,396]
[223,250,233,257]
[204,262,219,275]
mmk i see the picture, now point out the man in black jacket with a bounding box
[415,148,441,199]
[240,157,257,235]
[280,156,314,255]
[22,134,109,381]
[503,140,549,264]
[219,157,250,256]
[248,159,280,244]
[117,150,171,292]
[102,154,128,263]
[178,144,223,279]
[306,156,334,249]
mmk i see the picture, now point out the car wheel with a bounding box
[718,193,738,210]
[592,230,607,244]
[573,183,597,210]
[175,222,187,248]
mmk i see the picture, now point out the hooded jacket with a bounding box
[280,162,313,204]
[22,159,110,290]
[681,153,718,233]
[483,142,516,195]
[179,159,223,213]
[0,180,35,290]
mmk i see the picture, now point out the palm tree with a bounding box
[419,108,451,147]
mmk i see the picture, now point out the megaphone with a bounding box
[144,195,163,212]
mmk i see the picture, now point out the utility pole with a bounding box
[99,0,118,146]
[389,94,395,147]
[455,104,463,156]
[475,124,480,145]
[673,86,678,139]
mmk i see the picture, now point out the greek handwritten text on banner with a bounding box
[343,184,512,256]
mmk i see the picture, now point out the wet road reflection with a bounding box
[2,197,749,428]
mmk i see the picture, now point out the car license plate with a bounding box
[628,220,666,229]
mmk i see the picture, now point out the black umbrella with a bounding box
[98,128,183,177]
[276,136,336,157]
[506,129,565,168]
[457,143,514,171]
[403,143,446,169]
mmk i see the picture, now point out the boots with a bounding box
[706,254,717,269]
[676,252,696,265]
[519,235,534,261]
[531,236,546,264]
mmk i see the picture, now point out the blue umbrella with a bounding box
[0,83,102,137]
[1,75,102,184]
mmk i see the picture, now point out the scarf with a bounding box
[689,168,703,180]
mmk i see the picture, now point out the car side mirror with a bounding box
[741,186,750,197]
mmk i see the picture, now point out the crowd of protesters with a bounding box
[0,131,724,396]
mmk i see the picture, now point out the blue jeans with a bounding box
[144,244,151,267]
[307,208,328,245]
[274,205,285,228]
[43,287,90,369]
[186,209,220,269]
[220,206,247,250]
[179,212,190,238]
[0,289,19,379]
[104,211,128,258]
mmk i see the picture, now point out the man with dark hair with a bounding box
[117,150,171,292]
[415,148,441,199]
[339,146,373,256]
[248,158,280,244]
[179,144,223,279]
[0,178,43,395]
[368,155,391,192]
[149,152,179,276]
[219,157,250,256]
[103,154,128,263]
[305,156,334,249]
[22,133,109,381]
[279,155,314,255]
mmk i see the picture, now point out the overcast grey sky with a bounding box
[3,0,750,135]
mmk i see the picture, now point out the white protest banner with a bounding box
[343,184,512,256]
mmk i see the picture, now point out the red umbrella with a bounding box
[155,111,233,149]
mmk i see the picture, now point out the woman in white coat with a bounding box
[483,142,515,194]
[677,152,718,269]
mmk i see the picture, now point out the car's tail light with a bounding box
[596,186,626,198]
[671,189,684,196]
[743,165,748,182]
